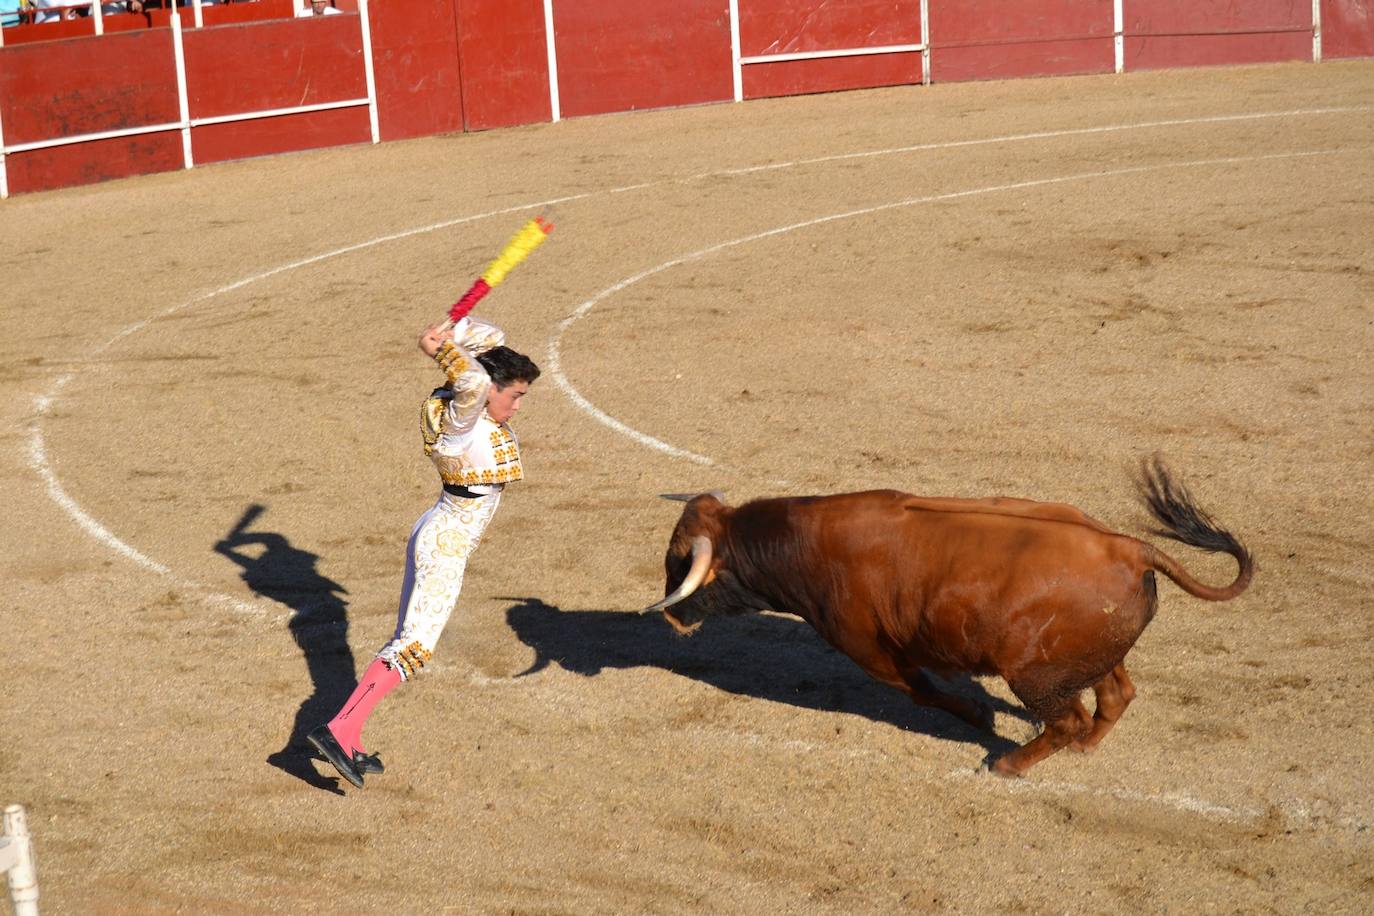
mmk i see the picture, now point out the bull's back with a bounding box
[792,490,1122,559]
[799,492,1150,671]
[901,494,1117,534]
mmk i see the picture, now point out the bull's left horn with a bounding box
[658,491,725,503]
[642,536,713,613]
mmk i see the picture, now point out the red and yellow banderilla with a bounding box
[439,215,553,331]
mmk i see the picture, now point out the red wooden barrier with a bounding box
[366,0,464,139]
[551,0,734,118]
[184,16,370,164]
[0,28,177,142]
[739,0,922,99]
[929,0,1114,82]
[0,0,298,45]
[0,28,183,193]
[4,125,184,193]
[184,16,364,118]
[192,105,367,164]
[454,0,549,130]
[3,0,1366,199]
[1322,0,1374,58]
[1123,0,1311,71]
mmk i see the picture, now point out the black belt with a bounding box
[443,483,488,498]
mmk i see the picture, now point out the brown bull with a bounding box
[644,458,1253,777]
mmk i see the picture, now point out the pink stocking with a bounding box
[327,658,402,755]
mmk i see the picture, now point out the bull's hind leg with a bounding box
[1071,663,1137,754]
[991,674,1094,778]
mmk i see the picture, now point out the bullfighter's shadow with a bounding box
[504,598,1031,759]
[214,503,358,794]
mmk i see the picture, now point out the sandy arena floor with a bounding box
[2,59,1372,914]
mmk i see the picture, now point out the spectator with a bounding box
[33,0,74,22]
[296,0,339,15]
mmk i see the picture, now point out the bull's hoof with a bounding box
[989,755,1025,779]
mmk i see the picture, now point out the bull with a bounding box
[644,458,1253,777]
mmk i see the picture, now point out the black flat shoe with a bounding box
[307,725,364,789]
[353,751,384,775]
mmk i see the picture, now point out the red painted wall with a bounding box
[364,0,463,140]
[2,1,1364,198]
[0,28,177,142]
[4,131,184,193]
[455,0,550,130]
[1123,0,1312,70]
[1323,0,1374,58]
[0,28,183,193]
[739,0,922,98]
[929,0,1114,82]
[184,17,366,118]
[551,0,734,117]
[191,105,369,164]
[743,52,920,98]
[183,15,370,164]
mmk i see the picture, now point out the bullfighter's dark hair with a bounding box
[477,346,541,388]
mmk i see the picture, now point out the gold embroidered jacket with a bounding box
[421,317,523,489]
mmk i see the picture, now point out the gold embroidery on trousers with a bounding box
[435,528,472,557]
[391,642,432,680]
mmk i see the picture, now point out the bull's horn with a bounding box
[658,491,725,503]
[642,535,713,613]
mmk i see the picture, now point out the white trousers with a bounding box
[377,488,501,679]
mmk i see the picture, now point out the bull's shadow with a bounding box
[504,598,1029,758]
[214,503,357,794]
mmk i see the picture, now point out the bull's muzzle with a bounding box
[642,535,713,614]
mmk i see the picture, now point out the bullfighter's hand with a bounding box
[418,320,456,357]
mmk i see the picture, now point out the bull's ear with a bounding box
[659,490,726,503]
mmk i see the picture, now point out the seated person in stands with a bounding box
[33,0,75,21]
[296,0,340,15]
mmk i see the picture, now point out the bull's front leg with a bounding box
[901,669,996,732]
[831,629,996,733]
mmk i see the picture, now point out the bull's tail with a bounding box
[1135,455,1254,602]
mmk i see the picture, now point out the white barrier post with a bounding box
[357,0,380,142]
[728,0,742,102]
[2,804,39,916]
[1312,0,1322,62]
[1114,0,1124,73]
[0,86,8,199]
[543,0,561,121]
[171,8,194,168]
[920,0,930,85]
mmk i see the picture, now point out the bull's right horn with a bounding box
[642,535,713,614]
